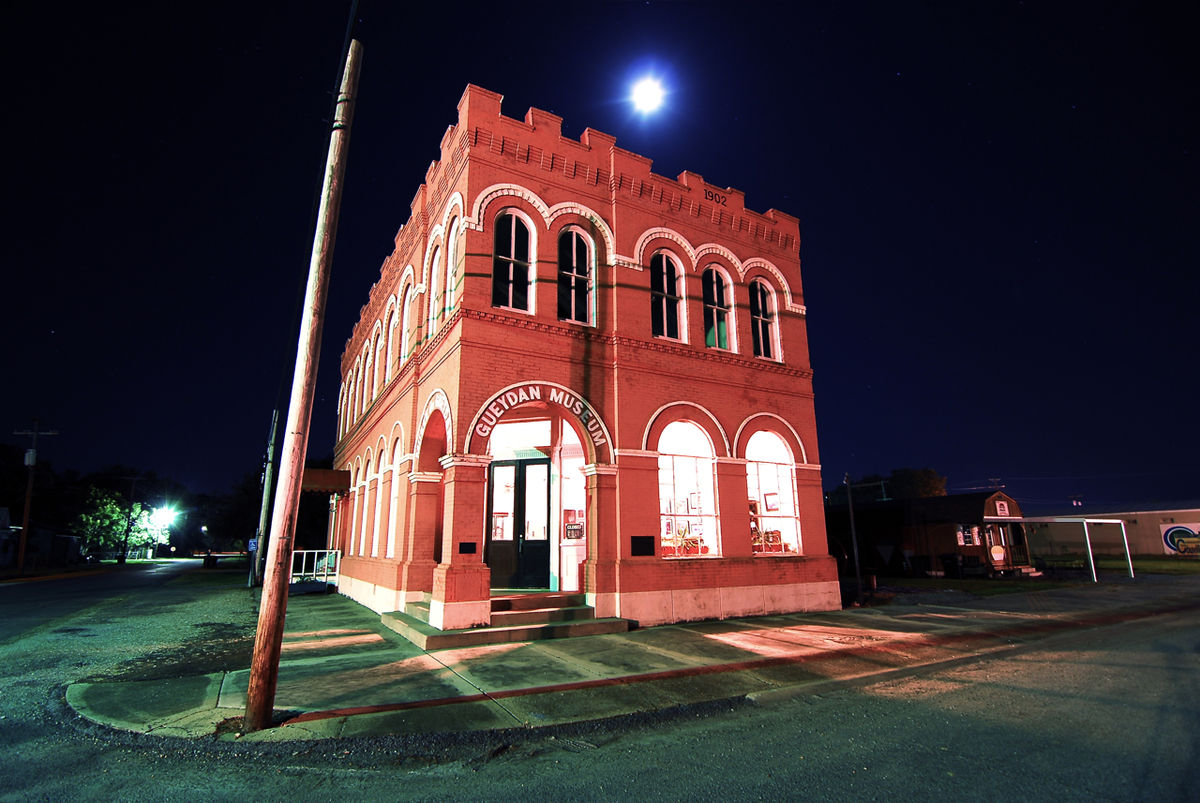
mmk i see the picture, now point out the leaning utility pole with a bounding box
[244,39,362,733]
[13,420,58,574]
[844,473,865,607]
[249,407,280,587]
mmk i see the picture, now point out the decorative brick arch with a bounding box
[414,389,453,472]
[693,242,741,273]
[465,381,614,464]
[467,183,551,231]
[386,420,406,458]
[630,227,697,271]
[439,191,465,230]
[547,201,616,261]
[742,257,805,314]
[733,413,809,465]
[642,402,731,457]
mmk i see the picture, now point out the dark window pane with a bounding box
[512,262,528,310]
[650,254,665,293]
[514,217,529,261]
[492,259,509,306]
[665,295,678,338]
[651,297,664,336]
[558,231,572,266]
[574,281,587,322]
[574,235,587,270]
[496,214,511,256]
[557,271,571,319]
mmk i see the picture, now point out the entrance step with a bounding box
[490,592,585,612]
[380,593,629,651]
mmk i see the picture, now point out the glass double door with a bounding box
[486,459,550,588]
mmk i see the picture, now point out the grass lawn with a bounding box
[873,554,1199,597]
[877,577,1083,596]
[1040,554,1200,575]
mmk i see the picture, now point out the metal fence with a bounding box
[290,549,340,587]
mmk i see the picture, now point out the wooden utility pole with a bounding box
[249,407,279,587]
[13,420,58,574]
[844,473,864,607]
[244,39,362,733]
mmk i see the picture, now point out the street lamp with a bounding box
[150,506,177,559]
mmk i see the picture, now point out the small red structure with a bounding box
[330,85,838,630]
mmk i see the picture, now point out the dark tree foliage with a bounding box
[1,444,328,557]
[826,467,948,505]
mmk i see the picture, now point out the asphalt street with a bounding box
[1,562,1196,801]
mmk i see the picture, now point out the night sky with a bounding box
[5,1,1196,514]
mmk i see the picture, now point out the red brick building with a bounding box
[330,85,838,631]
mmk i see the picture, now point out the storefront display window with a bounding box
[658,421,719,558]
[746,431,801,554]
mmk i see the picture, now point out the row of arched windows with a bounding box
[336,419,803,561]
[657,423,802,557]
[339,206,788,438]
[494,212,781,359]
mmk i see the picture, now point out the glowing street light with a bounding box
[150,506,178,529]
[631,77,665,113]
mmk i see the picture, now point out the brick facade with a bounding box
[331,85,839,628]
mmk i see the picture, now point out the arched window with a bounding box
[749,279,776,359]
[657,420,719,558]
[445,219,462,317]
[702,267,730,349]
[492,212,531,311]
[360,348,372,413]
[372,331,384,399]
[650,252,682,339]
[557,229,591,324]
[400,285,415,365]
[337,382,346,437]
[746,431,801,554]
[427,246,443,336]
[384,308,398,382]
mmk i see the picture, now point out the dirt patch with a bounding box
[85,621,255,682]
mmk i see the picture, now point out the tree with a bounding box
[73,486,171,554]
[886,467,947,499]
[826,467,949,505]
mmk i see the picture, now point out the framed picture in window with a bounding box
[763,492,780,512]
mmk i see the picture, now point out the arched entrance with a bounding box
[469,382,611,592]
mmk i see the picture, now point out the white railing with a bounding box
[290,549,341,587]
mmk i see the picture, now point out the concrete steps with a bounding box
[381,591,630,651]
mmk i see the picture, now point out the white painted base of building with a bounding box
[429,598,491,630]
[337,576,403,615]
[608,581,841,627]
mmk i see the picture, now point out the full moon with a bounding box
[631,77,665,113]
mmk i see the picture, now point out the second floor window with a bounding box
[557,230,590,323]
[493,213,531,311]
[749,279,775,359]
[650,253,681,339]
[702,268,730,349]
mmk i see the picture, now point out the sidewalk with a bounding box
[66,574,1200,742]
